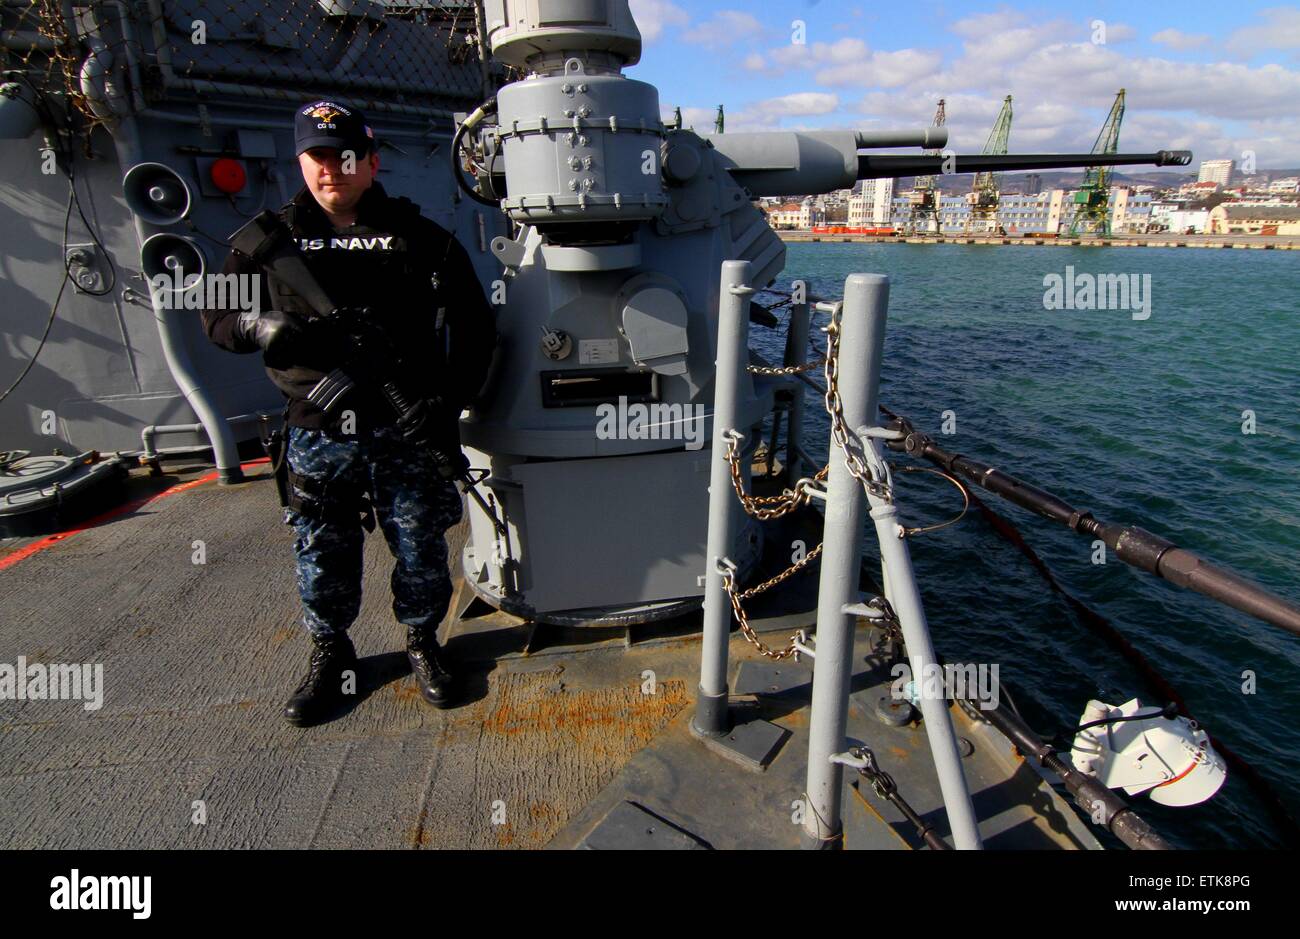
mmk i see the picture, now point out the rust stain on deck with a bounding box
[473,668,688,848]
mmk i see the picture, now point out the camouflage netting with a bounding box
[2,0,512,129]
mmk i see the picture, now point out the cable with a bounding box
[893,464,970,536]
[186,221,235,249]
[451,97,499,207]
[0,70,116,412]
[64,160,117,296]
[0,186,74,407]
[223,164,271,219]
[6,71,117,295]
[1072,702,1180,735]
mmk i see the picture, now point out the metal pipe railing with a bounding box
[782,301,812,481]
[838,278,980,848]
[692,260,754,738]
[801,273,982,850]
[801,282,875,848]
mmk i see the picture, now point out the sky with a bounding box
[622,1,1300,170]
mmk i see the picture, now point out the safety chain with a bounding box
[722,430,828,520]
[737,542,824,602]
[717,556,818,660]
[746,358,826,376]
[821,312,893,502]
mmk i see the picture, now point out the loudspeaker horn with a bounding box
[123,162,193,225]
[140,233,206,297]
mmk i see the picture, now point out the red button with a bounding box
[210,158,246,194]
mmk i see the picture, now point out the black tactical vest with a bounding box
[258,184,465,430]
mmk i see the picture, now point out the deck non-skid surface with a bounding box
[0,465,693,848]
[551,656,1100,850]
[0,464,1097,850]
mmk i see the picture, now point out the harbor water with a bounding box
[758,243,1300,849]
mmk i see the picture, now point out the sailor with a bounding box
[201,100,495,726]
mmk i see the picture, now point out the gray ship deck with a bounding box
[0,461,1097,849]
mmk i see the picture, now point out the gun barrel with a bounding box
[854,127,949,150]
[857,150,1192,179]
[707,129,943,196]
[705,128,1189,196]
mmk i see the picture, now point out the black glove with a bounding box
[235,310,316,369]
[398,397,467,480]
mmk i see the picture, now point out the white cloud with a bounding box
[814,46,943,88]
[950,10,1029,40]
[661,94,839,133]
[1004,43,1300,121]
[660,105,722,132]
[1225,8,1300,58]
[750,92,840,119]
[628,0,689,43]
[743,41,817,77]
[1152,28,1211,51]
[681,10,765,49]
[744,37,942,87]
[926,18,1075,91]
[658,9,1300,167]
[1111,23,1136,42]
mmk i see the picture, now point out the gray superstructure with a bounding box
[1,0,499,467]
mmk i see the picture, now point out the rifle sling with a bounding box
[228,209,338,320]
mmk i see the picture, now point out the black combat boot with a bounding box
[283,632,359,727]
[406,626,456,708]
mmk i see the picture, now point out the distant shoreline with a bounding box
[777,232,1300,250]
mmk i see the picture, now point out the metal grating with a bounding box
[2,0,512,129]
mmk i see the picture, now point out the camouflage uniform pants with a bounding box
[284,425,463,639]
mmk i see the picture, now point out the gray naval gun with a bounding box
[450,0,1192,625]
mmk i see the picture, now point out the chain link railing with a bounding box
[713,297,973,659]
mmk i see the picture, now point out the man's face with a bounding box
[298,146,379,217]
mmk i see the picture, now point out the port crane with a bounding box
[904,99,946,235]
[1068,89,1126,235]
[965,95,1013,233]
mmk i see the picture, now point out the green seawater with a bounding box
[753,242,1300,848]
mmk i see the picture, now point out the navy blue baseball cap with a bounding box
[294,100,374,156]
